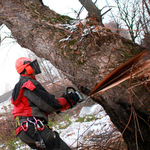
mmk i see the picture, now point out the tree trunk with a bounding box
[0,0,150,149]
[78,0,102,22]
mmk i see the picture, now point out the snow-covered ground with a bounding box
[59,104,120,148]
[1,104,121,149]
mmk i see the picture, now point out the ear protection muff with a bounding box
[25,65,33,75]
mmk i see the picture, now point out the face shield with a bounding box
[30,59,41,75]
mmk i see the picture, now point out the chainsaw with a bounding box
[65,87,84,103]
[57,87,84,113]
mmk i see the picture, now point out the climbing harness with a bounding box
[26,117,60,149]
[27,116,46,149]
[15,116,46,148]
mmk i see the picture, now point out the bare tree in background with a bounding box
[79,0,111,23]
[79,0,102,22]
[140,0,150,48]
[37,58,61,83]
[4,83,11,93]
[0,24,64,93]
[105,21,130,39]
[27,51,61,83]
[114,0,141,42]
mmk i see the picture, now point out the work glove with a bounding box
[62,92,80,108]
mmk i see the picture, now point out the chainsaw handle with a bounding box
[66,87,76,94]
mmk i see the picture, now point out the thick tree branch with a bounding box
[78,0,102,23]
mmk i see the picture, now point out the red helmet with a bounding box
[15,57,33,74]
[15,57,41,75]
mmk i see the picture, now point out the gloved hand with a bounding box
[62,92,80,108]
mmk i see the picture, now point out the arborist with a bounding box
[11,57,80,150]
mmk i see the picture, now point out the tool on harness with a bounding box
[27,116,37,125]
[34,122,46,149]
[27,117,46,149]
[21,121,28,131]
[27,117,45,131]
[37,119,45,131]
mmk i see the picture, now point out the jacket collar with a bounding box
[21,74,36,80]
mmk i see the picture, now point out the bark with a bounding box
[0,0,150,149]
[78,0,102,22]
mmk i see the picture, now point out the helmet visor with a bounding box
[30,59,41,75]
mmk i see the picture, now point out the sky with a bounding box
[0,0,114,95]
[43,0,113,21]
[0,25,29,95]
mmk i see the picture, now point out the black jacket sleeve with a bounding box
[23,79,63,113]
[23,89,62,113]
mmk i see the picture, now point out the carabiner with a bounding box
[27,116,37,125]
[21,121,28,131]
[37,119,45,131]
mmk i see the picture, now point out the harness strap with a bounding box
[34,125,46,149]
[15,116,60,149]
[15,116,22,135]
[16,126,23,135]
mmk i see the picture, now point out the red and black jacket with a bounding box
[11,74,68,124]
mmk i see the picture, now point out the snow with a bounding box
[58,104,117,148]
[79,104,104,117]
[0,104,120,149]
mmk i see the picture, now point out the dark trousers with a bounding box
[18,123,71,150]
